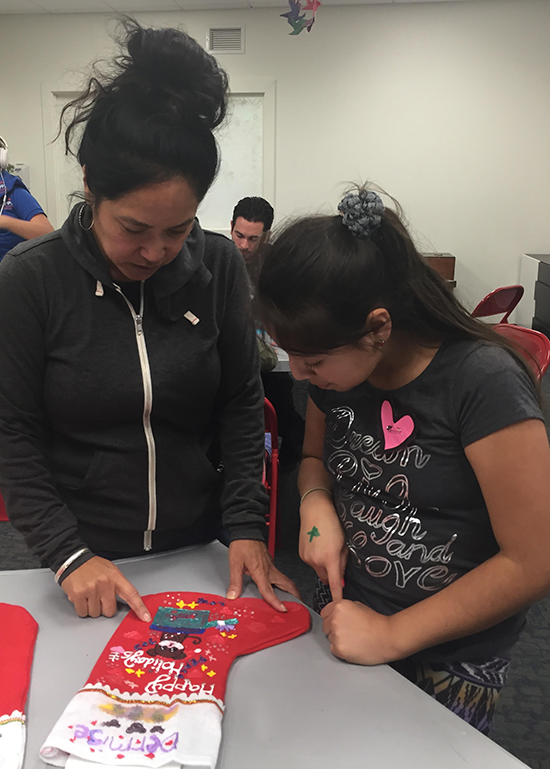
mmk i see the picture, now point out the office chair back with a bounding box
[493,323,550,380]
[472,285,524,323]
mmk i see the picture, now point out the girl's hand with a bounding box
[321,600,398,666]
[227,539,301,612]
[61,556,151,621]
[299,493,348,602]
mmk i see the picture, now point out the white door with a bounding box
[46,92,266,233]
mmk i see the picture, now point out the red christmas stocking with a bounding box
[40,592,311,768]
[0,603,38,769]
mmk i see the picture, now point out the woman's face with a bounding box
[89,177,199,282]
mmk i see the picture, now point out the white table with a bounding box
[1,542,529,769]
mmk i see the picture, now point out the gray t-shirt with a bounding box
[309,339,543,661]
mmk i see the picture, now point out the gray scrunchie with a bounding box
[338,190,385,239]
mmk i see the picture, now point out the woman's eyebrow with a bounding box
[119,215,194,229]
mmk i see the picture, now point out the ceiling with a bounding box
[0,0,481,15]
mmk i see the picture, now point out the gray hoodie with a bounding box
[0,204,268,577]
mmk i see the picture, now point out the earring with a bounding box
[78,203,94,232]
[376,339,385,348]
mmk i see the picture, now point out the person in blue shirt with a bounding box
[0,136,53,260]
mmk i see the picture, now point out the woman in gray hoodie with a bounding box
[0,19,297,620]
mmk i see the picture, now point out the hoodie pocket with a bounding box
[48,442,107,491]
[154,434,223,523]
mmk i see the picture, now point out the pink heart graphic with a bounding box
[381,400,414,450]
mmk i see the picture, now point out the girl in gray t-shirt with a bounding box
[256,186,550,735]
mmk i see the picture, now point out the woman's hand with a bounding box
[227,539,301,612]
[321,600,397,666]
[61,556,151,621]
[299,493,348,602]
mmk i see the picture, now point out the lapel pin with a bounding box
[184,310,200,326]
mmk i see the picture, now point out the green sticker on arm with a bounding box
[307,526,320,543]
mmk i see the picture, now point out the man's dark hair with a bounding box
[232,196,274,231]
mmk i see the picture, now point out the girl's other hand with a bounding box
[321,600,397,666]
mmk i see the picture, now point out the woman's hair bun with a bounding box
[61,17,229,202]
[115,18,228,132]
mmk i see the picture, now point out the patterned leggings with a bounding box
[390,656,510,735]
[312,580,510,735]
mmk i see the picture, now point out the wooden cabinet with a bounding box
[422,252,456,288]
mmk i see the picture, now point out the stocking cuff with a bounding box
[0,712,26,769]
[40,687,223,768]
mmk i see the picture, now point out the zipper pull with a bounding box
[135,315,143,335]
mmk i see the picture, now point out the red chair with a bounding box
[472,285,524,323]
[494,323,550,380]
[263,398,279,557]
[0,493,7,522]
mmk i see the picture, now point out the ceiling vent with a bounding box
[207,27,245,55]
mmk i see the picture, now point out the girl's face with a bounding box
[288,337,384,392]
[88,177,199,282]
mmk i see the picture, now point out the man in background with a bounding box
[230,196,273,273]
[0,135,53,261]
[231,195,304,472]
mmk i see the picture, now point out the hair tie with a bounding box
[338,189,384,239]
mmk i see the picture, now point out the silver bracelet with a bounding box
[54,547,91,585]
[300,486,332,505]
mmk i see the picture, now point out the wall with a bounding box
[1,0,549,308]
